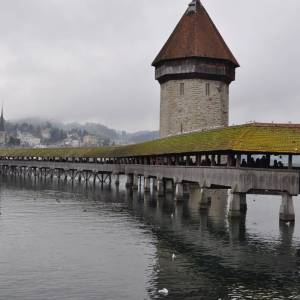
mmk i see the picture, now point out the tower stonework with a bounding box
[160,79,229,138]
[153,0,239,138]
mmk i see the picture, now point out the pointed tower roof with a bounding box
[152,0,239,67]
[0,105,4,132]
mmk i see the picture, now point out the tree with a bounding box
[8,136,20,146]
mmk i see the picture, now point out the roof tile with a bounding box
[152,0,239,67]
[2,123,300,157]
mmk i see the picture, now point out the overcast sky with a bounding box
[0,0,300,132]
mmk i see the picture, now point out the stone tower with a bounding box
[152,0,239,138]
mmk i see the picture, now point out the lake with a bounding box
[0,175,299,300]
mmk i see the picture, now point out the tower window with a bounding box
[205,83,210,96]
[180,83,184,96]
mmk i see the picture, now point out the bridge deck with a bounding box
[0,160,299,196]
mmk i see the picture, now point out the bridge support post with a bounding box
[115,174,120,186]
[157,178,164,197]
[132,174,138,191]
[165,180,173,193]
[152,178,158,191]
[125,174,133,188]
[190,184,201,205]
[280,192,295,223]
[175,182,184,201]
[183,183,191,197]
[199,188,210,211]
[228,191,245,218]
[85,172,90,184]
[190,185,210,210]
[144,177,150,193]
[240,194,247,213]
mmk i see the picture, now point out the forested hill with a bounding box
[6,118,159,145]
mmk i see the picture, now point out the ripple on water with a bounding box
[0,177,299,300]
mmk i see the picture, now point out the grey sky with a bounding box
[0,0,299,132]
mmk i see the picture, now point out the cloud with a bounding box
[0,0,299,131]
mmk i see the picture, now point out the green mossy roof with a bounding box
[1,123,300,158]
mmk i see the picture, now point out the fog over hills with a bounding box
[9,117,159,144]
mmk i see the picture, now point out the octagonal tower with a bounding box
[153,0,239,138]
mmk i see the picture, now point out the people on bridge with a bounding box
[241,159,247,167]
[240,156,285,169]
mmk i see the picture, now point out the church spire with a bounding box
[0,104,5,132]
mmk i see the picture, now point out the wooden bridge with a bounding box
[0,123,300,222]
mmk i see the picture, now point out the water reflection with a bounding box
[0,175,300,299]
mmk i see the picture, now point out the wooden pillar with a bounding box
[157,178,164,197]
[266,154,271,168]
[125,174,133,188]
[247,154,251,165]
[227,153,233,167]
[144,177,150,193]
[211,155,216,166]
[115,174,120,186]
[152,178,158,190]
[288,155,293,169]
[132,173,138,190]
[205,154,209,163]
[236,154,241,168]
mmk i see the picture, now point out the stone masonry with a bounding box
[152,1,238,139]
[160,79,229,138]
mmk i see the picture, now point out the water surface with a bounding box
[0,176,299,299]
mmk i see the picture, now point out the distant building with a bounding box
[63,133,82,147]
[17,131,41,147]
[41,128,51,140]
[0,106,9,146]
[63,137,81,147]
[153,0,239,138]
[83,134,100,146]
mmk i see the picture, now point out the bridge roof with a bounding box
[1,123,300,158]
